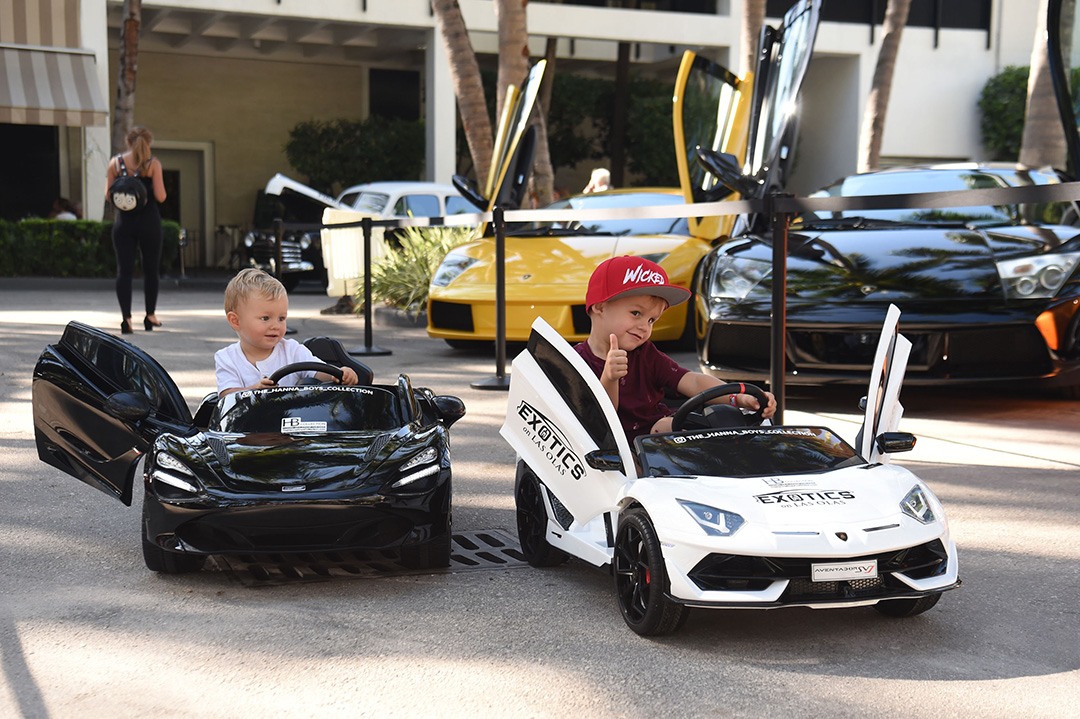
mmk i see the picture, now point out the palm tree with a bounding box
[740,0,767,78]
[1020,0,1067,168]
[111,0,141,158]
[857,0,912,172]
[432,0,494,188]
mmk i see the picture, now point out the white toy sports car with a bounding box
[501,306,960,635]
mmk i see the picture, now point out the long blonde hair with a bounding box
[126,126,154,173]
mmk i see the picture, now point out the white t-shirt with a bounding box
[214,339,320,393]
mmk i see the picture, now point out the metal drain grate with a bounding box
[209,529,527,586]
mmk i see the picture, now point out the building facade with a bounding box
[0,0,1041,268]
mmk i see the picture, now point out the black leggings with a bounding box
[112,214,162,318]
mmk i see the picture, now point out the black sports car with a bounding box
[694,164,1080,396]
[32,322,465,573]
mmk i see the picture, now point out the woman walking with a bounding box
[106,126,167,334]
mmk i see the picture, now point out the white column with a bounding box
[425,29,456,183]
[82,0,111,220]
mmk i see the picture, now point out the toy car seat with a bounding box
[302,336,375,385]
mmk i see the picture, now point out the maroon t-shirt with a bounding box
[574,340,690,442]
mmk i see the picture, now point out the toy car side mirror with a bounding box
[584,449,623,473]
[104,390,152,423]
[875,432,916,454]
[858,396,868,411]
[433,395,466,428]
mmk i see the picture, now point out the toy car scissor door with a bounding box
[32,322,194,506]
[858,304,911,464]
[501,318,635,529]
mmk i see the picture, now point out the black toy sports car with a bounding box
[32,322,465,573]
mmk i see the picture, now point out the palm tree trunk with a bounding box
[432,0,494,186]
[857,0,912,172]
[495,0,529,118]
[741,0,767,78]
[1020,0,1067,169]
[111,0,141,157]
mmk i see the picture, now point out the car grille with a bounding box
[687,539,948,601]
[706,322,1051,380]
[246,234,305,268]
[430,301,475,332]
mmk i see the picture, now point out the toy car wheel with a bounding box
[141,537,206,574]
[873,592,941,618]
[514,462,568,567]
[613,508,689,636]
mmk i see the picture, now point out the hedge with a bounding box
[0,219,183,277]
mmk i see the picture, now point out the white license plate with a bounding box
[811,559,878,582]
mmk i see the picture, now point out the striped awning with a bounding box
[0,44,107,126]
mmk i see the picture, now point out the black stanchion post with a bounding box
[472,206,510,391]
[769,194,791,424]
[348,216,391,356]
[274,218,297,335]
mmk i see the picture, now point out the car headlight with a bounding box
[243,231,258,248]
[432,252,479,287]
[709,256,771,301]
[900,485,936,524]
[152,453,198,494]
[298,233,313,250]
[393,447,440,488]
[678,500,745,537]
[996,251,1080,299]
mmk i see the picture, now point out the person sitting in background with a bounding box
[582,168,611,194]
[50,197,80,220]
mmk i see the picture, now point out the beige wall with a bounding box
[108,50,368,227]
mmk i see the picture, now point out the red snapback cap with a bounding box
[585,255,691,311]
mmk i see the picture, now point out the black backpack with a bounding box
[108,155,148,213]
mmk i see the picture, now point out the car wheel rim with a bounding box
[614,522,651,623]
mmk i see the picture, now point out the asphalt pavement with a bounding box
[1,276,1078,718]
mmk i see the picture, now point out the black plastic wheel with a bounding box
[514,462,568,567]
[873,592,941,617]
[141,537,206,574]
[613,508,689,636]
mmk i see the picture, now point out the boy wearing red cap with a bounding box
[575,256,776,442]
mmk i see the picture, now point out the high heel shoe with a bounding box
[121,319,134,335]
[144,316,163,331]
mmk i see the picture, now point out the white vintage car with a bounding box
[501,306,960,636]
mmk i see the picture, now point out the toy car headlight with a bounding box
[709,256,771,301]
[393,447,439,488]
[996,251,1079,299]
[900,485,936,524]
[678,500,745,537]
[432,252,479,287]
[152,453,198,494]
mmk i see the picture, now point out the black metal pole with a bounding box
[348,216,391,356]
[472,206,510,390]
[770,197,790,425]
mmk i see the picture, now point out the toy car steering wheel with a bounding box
[267,361,344,385]
[670,382,769,431]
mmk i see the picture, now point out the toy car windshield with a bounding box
[635,426,865,478]
[216,386,403,434]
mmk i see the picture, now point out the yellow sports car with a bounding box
[428,188,710,347]
[428,48,752,348]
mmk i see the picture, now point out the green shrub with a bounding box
[978,65,1029,161]
[361,226,474,314]
[0,219,183,277]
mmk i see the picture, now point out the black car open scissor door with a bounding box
[32,322,194,506]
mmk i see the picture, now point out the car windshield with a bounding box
[214,386,403,434]
[806,169,1075,226]
[636,426,865,478]
[536,192,691,236]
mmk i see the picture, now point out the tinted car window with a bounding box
[636,426,864,478]
[216,386,403,433]
[445,196,472,215]
[394,194,440,218]
[542,193,691,236]
[811,171,1015,223]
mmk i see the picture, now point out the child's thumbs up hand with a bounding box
[602,333,628,384]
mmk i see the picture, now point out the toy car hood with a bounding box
[501,304,909,534]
